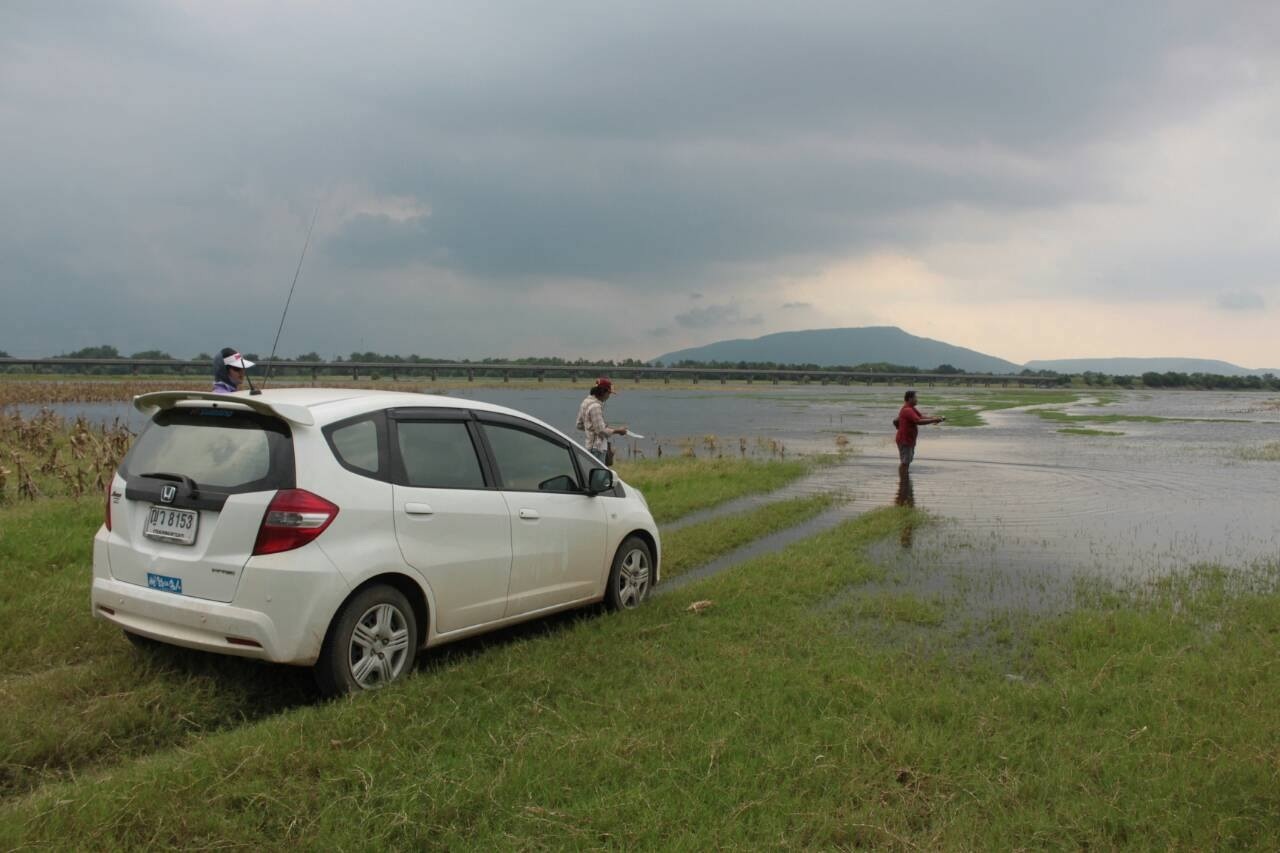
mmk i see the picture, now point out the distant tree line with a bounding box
[2,346,1277,390]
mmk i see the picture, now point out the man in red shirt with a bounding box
[895,389,945,472]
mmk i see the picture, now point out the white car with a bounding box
[92,388,660,695]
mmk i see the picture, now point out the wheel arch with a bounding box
[619,528,660,584]
[322,572,432,652]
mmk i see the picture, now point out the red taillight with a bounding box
[252,489,339,556]
[104,482,113,531]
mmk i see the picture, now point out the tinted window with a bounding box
[123,408,291,491]
[397,421,486,488]
[484,424,580,492]
[329,418,379,473]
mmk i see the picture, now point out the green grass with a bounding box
[614,455,831,523]
[1058,427,1125,437]
[0,461,836,800]
[0,499,113,676]
[661,493,838,578]
[927,389,1083,427]
[4,507,1279,849]
[1034,409,1175,425]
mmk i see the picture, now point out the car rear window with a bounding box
[121,407,294,492]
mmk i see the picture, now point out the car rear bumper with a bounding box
[91,535,350,665]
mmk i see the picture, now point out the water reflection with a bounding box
[895,468,915,549]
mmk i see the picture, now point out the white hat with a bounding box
[223,352,255,369]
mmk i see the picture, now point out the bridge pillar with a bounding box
[504,370,510,383]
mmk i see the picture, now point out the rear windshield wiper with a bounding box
[139,472,201,498]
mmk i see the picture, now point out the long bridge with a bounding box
[0,357,1053,387]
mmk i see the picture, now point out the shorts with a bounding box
[897,444,915,465]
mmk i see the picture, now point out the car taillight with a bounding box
[252,489,339,556]
[104,482,113,531]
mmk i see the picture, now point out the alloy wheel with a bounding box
[348,602,411,688]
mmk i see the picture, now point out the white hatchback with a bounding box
[92,388,660,695]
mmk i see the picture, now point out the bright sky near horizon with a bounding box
[3,2,1278,367]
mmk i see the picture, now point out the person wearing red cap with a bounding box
[576,377,628,465]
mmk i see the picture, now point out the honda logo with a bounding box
[160,485,177,504]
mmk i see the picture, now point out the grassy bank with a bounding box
[4,508,1278,848]
[0,457,833,800]
[614,455,831,523]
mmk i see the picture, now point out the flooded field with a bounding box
[12,385,1280,600]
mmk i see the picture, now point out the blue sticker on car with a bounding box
[147,573,183,594]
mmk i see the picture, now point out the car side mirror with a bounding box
[587,467,614,495]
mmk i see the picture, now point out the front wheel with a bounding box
[605,536,653,611]
[315,585,418,697]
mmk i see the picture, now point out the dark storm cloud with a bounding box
[1,0,1277,356]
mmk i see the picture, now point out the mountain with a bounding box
[653,326,1021,374]
[1023,357,1278,377]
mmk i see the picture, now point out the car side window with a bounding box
[397,421,487,489]
[483,424,581,492]
[328,418,380,475]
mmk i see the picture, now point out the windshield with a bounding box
[122,407,294,492]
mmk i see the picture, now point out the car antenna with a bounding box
[256,199,322,395]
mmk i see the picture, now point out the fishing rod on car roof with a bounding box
[255,199,323,395]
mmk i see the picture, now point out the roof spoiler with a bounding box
[133,391,315,426]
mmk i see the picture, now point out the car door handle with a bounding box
[404,502,435,516]
[518,508,540,520]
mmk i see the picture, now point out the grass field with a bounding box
[2,433,1278,847]
[3,501,1277,848]
[0,455,825,802]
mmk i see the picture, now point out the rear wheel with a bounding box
[315,585,418,697]
[605,536,653,611]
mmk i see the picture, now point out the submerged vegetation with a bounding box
[1234,441,1280,462]
[1058,427,1125,437]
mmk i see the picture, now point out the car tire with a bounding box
[315,584,419,697]
[605,536,653,611]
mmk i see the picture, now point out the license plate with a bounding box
[147,572,183,594]
[144,505,199,545]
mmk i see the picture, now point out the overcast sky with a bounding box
[3,1,1278,366]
